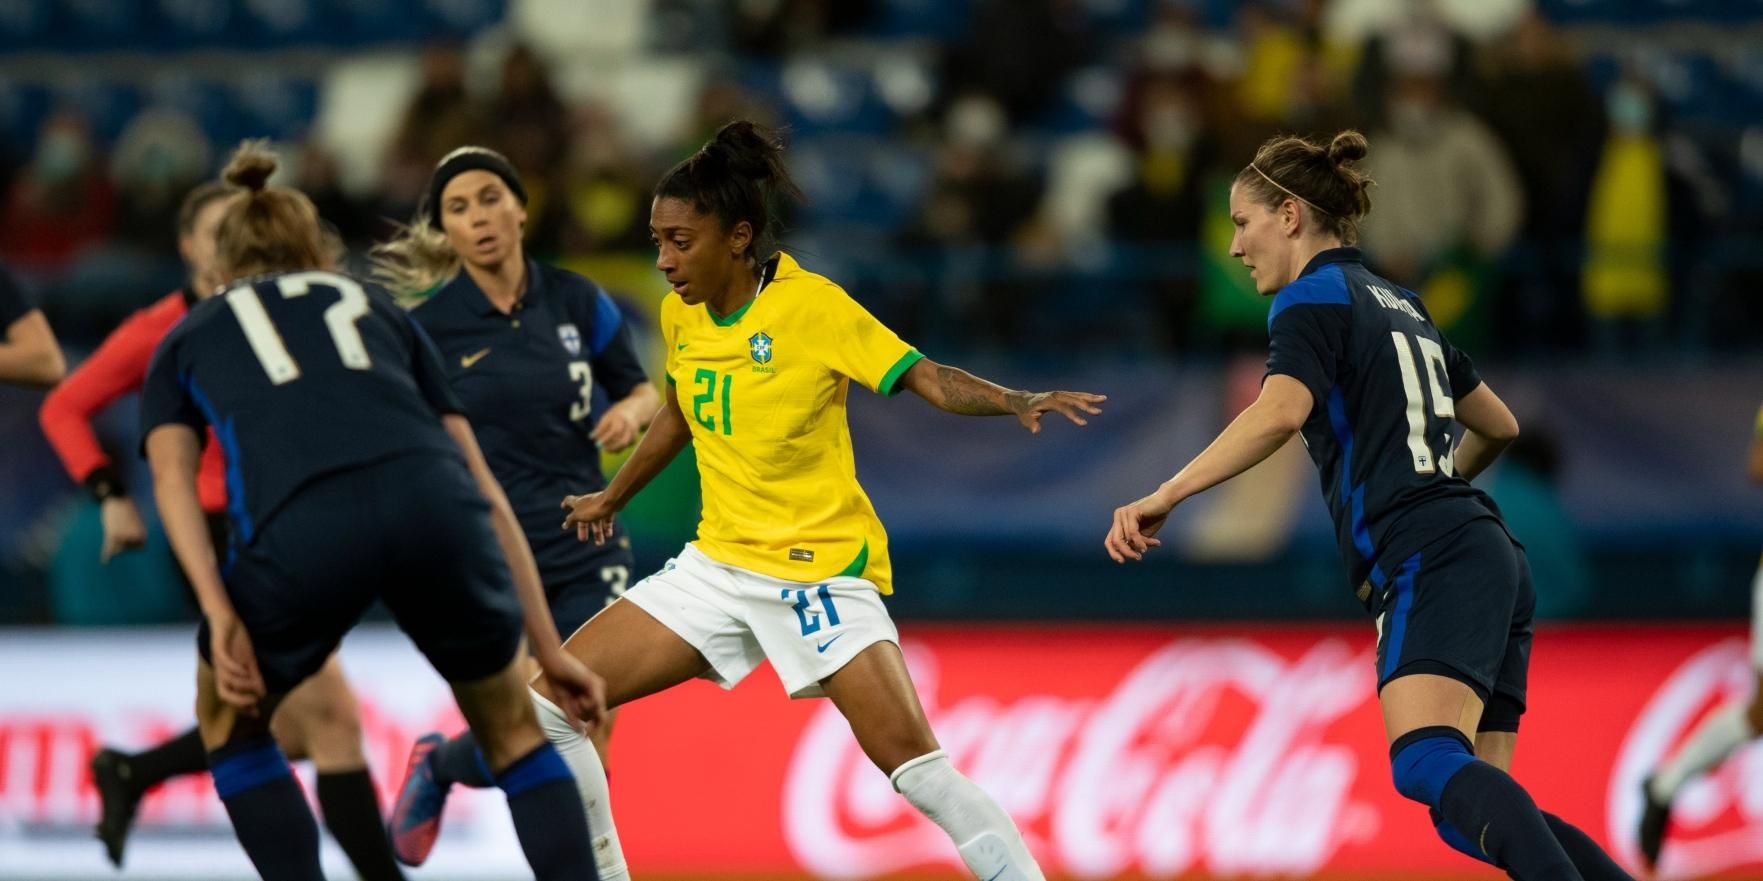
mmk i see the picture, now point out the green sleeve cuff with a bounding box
[877,349,925,396]
[664,373,676,386]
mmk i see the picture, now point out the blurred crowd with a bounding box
[3,0,1761,359]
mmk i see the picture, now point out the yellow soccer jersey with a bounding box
[661,252,922,594]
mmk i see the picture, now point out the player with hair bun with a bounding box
[1106,131,1633,881]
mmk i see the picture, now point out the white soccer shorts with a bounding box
[622,544,899,698]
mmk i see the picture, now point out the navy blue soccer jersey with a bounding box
[0,263,32,328]
[1264,248,1503,602]
[409,259,648,587]
[141,270,465,545]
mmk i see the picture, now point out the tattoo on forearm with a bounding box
[934,365,1013,416]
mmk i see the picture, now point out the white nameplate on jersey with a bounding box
[1370,285,1425,323]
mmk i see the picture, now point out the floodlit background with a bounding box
[1,0,1761,878]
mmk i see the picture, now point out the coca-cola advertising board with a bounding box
[0,625,1756,879]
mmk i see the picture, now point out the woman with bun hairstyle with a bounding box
[141,141,606,881]
[545,120,1104,881]
[1105,131,1632,881]
[373,146,658,872]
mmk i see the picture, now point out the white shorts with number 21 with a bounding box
[621,544,899,698]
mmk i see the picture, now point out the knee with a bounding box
[1390,727,1477,809]
[291,693,365,767]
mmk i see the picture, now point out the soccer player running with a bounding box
[40,182,404,878]
[0,260,66,386]
[375,146,659,868]
[140,142,607,881]
[1637,402,1763,870]
[1104,131,1633,881]
[546,121,1102,881]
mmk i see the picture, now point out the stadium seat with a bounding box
[51,78,142,146]
[152,0,235,49]
[145,75,245,147]
[0,0,52,54]
[236,0,325,48]
[426,0,506,38]
[0,78,51,151]
[230,74,319,142]
[777,58,897,137]
[56,0,152,51]
[866,0,970,40]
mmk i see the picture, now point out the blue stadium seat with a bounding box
[230,75,319,142]
[777,59,896,137]
[153,0,238,49]
[866,0,970,39]
[426,0,505,38]
[146,75,246,146]
[55,0,152,51]
[236,0,325,47]
[51,78,142,146]
[324,0,425,45]
[0,78,50,152]
[0,0,52,54]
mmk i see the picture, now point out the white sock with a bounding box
[1651,703,1755,802]
[889,750,1044,881]
[531,689,630,881]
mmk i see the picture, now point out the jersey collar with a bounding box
[454,257,544,317]
[1298,247,1363,280]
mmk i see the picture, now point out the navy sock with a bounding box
[317,769,406,881]
[496,743,595,881]
[1544,813,1635,881]
[209,739,323,881]
[1392,728,1580,881]
[124,726,209,791]
[1431,808,1497,866]
[431,732,495,788]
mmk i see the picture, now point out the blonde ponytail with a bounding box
[369,217,461,304]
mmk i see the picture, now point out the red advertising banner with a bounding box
[607,624,1762,879]
[0,625,1757,878]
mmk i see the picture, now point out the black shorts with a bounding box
[197,453,524,693]
[545,539,635,642]
[1372,517,1534,731]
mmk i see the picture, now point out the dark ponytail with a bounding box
[655,121,803,263]
[1234,130,1375,244]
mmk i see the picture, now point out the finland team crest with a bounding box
[749,332,773,364]
[557,323,582,356]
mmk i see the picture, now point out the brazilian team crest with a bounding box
[749,332,773,364]
[558,323,582,356]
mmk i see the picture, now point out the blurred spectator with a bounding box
[384,43,480,218]
[298,141,380,251]
[727,0,880,58]
[108,108,213,255]
[897,93,1042,346]
[1473,11,1604,352]
[555,102,655,254]
[1347,8,1477,132]
[941,0,1094,125]
[0,110,116,270]
[1581,76,1669,352]
[1358,30,1522,350]
[1107,69,1216,348]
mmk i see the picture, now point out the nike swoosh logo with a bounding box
[815,634,844,654]
[676,342,689,351]
[983,869,1007,881]
[461,348,491,368]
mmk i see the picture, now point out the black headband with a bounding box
[426,147,527,229]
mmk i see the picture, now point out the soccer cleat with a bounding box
[1638,774,1673,870]
[389,733,451,867]
[90,748,143,868]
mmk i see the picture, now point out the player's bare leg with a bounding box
[821,641,1045,881]
[194,661,322,881]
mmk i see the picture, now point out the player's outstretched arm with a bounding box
[0,311,66,388]
[146,425,264,706]
[563,381,692,543]
[1452,383,1520,482]
[443,413,608,726]
[896,356,1105,433]
[1105,374,1311,563]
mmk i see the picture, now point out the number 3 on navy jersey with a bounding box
[1390,330,1455,475]
[568,361,593,421]
[228,272,371,384]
